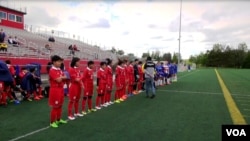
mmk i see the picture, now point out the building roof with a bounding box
[0,5,27,15]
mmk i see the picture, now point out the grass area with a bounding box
[0,68,249,141]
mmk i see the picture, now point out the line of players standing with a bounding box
[154,61,178,87]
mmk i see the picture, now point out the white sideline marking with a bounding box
[8,69,248,140]
[8,119,70,141]
[8,126,49,141]
[177,70,200,80]
[157,89,223,95]
[158,89,250,97]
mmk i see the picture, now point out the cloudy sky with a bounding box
[1,0,250,59]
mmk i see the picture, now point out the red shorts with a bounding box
[69,84,81,101]
[106,81,113,91]
[97,84,106,94]
[49,87,64,107]
[84,87,93,96]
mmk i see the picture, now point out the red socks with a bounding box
[87,98,92,110]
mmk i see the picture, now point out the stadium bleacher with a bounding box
[0,25,117,61]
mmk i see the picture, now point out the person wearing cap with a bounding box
[48,55,68,128]
[144,56,156,98]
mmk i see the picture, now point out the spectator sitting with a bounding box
[48,36,55,42]
[45,44,51,50]
[8,36,13,44]
[13,36,20,46]
[8,36,18,47]
[0,43,8,52]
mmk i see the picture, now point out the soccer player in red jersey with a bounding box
[104,58,113,106]
[48,55,68,128]
[95,61,107,109]
[127,60,135,97]
[137,61,144,92]
[82,60,96,114]
[67,57,84,120]
[123,59,129,99]
[115,59,125,103]
[5,60,18,103]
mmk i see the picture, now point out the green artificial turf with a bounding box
[1,69,248,141]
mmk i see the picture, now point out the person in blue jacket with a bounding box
[0,60,17,106]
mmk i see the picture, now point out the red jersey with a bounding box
[82,67,94,95]
[7,64,15,76]
[105,65,113,85]
[49,66,65,107]
[19,71,26,80]
[97,68,107,86]
[97,68,107,94]
[49,66,65,88]
[127,64,135,84]
[138,65,144,81]
[115,66,125,87]
[68,67,82,87]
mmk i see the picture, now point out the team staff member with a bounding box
[48,55,68,128]
[144,56,156,99]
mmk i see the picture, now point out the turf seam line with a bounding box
[215,69,246,125]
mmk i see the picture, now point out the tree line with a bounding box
[189,42,250,68]
[109,47,181,63]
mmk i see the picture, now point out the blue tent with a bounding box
[0,60,13,82]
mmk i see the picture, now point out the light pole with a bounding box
[178,0,182,67]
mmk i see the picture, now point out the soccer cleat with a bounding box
[102,103,108,107]
[82,111,87,115]
[38,95,44,98]
[9,99,14,103]
[109,101,114,105]
[95,106,101,110]
[119,98,124,101]
[114,100,120,103]
[74,113,83,117]
[87,109,97,113]
[50,122,58,128]
[14,100,20,105]
[68,115,75,120]
[58,119,67,124]
[34,96,40,100]
[27,98,33,101]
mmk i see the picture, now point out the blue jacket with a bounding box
[0,60,13,82]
